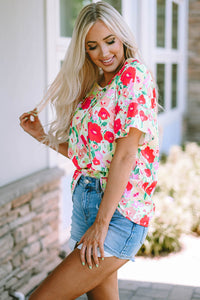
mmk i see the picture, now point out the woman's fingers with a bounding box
[92,245,99,267]
[80,243,101,269]
[80,244,86,266]
[86,245,92,269]
[19,109,40,129]
[78,225,107,269]
[19,111,37,123]
[19,112,29,121]
[99,242,105,261]
[27,110,38,121]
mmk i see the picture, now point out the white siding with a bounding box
[0,0,49,186]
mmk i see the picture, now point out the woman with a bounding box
[20,2,159,299]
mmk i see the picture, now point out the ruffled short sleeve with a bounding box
[114,60,158,145]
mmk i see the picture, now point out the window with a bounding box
[104,0,121,14]
[157,64,165,110]
[171,64,178,109]
[149,0,188,152]
[60,0,92,37]
[59,0,121,38]
[157,0,166,47]
[172,2,179,49]
[155,0,181,113]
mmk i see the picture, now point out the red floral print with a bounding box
[121,66,136,86]
[114,119,122,134]
[98,108,110,120]
[153,88,156,98]
[137,94,146,104]
[81,134,87,147]
[72,156,80,169]
[146,181,157,195]
[127,102,138,118]
[88,122,103,143]
[140,215,149,226]
[141,146,155,163]
[126,182,133,191]
[104,131,114,143]
[139,110,148,121]
[142,182,148,191]
[81,96,92,109]
[151,98,156,109]
[115,103,121,114]
[144,168,151,177]
[93,157,100,165]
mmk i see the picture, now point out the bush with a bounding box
[138,142,200,257]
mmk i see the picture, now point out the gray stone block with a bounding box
[119,289,134,300]
[135,287,170,299]
[168,285,194,300]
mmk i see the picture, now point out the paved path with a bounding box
[76,280,200,300]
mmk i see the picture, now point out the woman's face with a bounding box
[85,21,125,83]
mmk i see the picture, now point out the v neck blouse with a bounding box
[68,58,159,227]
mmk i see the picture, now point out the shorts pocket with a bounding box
[120,223,148,257]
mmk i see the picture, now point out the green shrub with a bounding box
[138,142,200,257]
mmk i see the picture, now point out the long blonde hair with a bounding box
[39,1,139,147]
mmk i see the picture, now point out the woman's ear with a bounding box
[123,44,127,59]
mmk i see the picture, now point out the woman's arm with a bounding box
[79,127,142,268]
[19,109,69,158]
[42,139,69,158]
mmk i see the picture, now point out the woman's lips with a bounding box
[101,56,114,66]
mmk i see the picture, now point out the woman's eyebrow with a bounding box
[103,34,115,40]
[86,34,115,44]
[87,41,97,45]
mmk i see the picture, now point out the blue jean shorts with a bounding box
[69,175,148,262]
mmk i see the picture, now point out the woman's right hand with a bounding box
[19,108,46,142]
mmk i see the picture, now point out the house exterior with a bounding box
[0,0,199,298]
[187,0,200,142]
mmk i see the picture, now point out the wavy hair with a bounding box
[38,1,139,147]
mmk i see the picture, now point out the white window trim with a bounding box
[152,0,188,122]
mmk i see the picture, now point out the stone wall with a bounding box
[0,168,64,300]
[187,0,200,142]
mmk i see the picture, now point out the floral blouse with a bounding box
[68,58,159,227]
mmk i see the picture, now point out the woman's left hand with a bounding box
[78,221,109,269]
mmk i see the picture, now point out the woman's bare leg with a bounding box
[87,271,119,300]
[29,249,127,300]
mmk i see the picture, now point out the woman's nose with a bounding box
[100,45,109,57]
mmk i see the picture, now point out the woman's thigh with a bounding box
[87,271,119,300]
[29,248,128,300]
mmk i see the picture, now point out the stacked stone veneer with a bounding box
[187,0,200,142]
[0,167,64,300]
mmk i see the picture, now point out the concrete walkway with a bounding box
[77,280,200,300]
[118,280,200,300]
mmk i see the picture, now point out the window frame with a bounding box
[154,0,188,151]
[153,0,188,117]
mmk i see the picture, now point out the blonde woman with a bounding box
[20,2,159,299]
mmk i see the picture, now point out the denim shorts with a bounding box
[69,175,148,262]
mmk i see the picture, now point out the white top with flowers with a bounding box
[68,58,159,227]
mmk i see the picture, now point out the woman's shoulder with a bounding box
[123,58,149,74]
[115,58,150,87]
